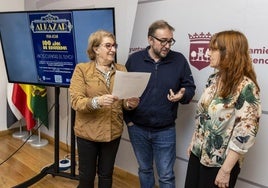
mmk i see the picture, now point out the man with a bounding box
[124,20,196,188]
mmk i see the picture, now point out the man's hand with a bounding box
[167,88,185,102]
[125,97,140,109]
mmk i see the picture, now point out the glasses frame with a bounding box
[99,43,118,50]
[150,35,176,46]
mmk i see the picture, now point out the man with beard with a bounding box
[124,20,196,188]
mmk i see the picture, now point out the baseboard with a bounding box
[40,132,71,153]
[0,129,16,136]
[0,128,71,152]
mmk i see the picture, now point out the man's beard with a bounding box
[152,47,169,59]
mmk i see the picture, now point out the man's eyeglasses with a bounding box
[150,35,176,46]
[99,43,118,50]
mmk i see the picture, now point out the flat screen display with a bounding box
[0,8,115,87]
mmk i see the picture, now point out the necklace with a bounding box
[95,60,113,88]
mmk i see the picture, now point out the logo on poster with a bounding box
[30,13,73,33]
[188,32,212,70]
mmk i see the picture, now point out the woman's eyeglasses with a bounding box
[150,35,176,46]
[99,43,118,50]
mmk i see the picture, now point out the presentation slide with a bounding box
[0,8,115,87]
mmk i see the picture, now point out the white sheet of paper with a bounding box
[112,71,151,99]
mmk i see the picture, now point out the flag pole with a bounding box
[30,119,48,148]
[12,119,28,139]
[22,130,38,143]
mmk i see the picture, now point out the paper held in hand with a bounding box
[112,71,151,99]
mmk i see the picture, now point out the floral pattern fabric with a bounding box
[191,73,261,167]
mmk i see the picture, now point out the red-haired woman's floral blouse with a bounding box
[191,73,261,167]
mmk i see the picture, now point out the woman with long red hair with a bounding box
[185,30,261,188]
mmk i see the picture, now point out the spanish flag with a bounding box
[12,84,48,131]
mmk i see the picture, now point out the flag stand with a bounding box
[31,119,48,148]
[13,87,78,188]
[22,130,38,143]
[12,120,28,139]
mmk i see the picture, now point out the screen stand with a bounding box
[13,87,79,188]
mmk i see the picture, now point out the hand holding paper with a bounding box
[125,97,140,109]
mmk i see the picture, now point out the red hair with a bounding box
[209,30,260,98]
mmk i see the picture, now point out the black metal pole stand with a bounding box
[13,87,78,188]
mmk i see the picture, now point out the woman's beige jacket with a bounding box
[69,62,128,142]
